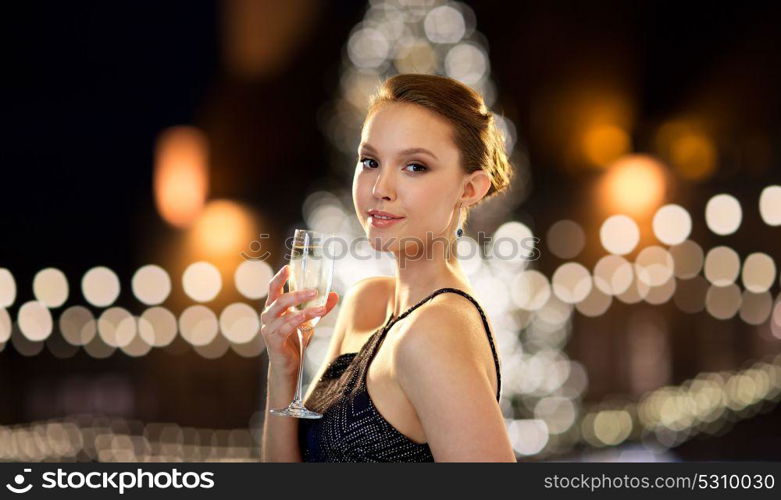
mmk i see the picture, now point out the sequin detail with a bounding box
[299,287,501,462]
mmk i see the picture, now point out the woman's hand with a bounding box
[260,265,339,377]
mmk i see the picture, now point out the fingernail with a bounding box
[306,289,317,296]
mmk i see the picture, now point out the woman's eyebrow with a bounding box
[358,143,438,160]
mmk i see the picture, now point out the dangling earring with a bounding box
[455,204,464,237]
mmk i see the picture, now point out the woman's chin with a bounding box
[364,229,402,251]
[365,230,390,244]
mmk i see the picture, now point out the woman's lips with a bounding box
[369,215,405,228]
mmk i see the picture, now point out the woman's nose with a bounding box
[372,170,395,200]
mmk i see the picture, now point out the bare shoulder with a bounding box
[393,291,494,374]
[400,291,488,345]
[342,276,394,332]
[389,291,512,461]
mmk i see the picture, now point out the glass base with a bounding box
[270,400,322,419]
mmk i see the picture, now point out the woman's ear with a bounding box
[460,170,492,207]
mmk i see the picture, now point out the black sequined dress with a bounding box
[298,287,501,462]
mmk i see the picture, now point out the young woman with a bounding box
[261,74,516,462]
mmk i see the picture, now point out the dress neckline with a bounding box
[333,312,395,360]
[306,286,501,459]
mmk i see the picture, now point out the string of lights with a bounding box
[0,413,263,462]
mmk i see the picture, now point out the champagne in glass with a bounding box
[270,229,334,419]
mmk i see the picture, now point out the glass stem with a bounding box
[293,327,307,405]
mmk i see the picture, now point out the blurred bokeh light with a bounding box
[153,126,210,229]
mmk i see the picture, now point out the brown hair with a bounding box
[367,74,513,207]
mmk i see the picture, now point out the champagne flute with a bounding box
[270,229,334,419]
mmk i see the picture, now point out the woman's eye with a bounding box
[404,163,427,173]
[360,157,378,169]
[359,157,425,172]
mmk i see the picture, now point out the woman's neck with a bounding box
[387,248,470,319]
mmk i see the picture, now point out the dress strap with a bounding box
[370,287,502,402]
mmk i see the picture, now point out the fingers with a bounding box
[262,288,319,323]
[322,291,340,315]
[265,265,289,306]
[261,304,326,345]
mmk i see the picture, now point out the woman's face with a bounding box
[353,102,466,253]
